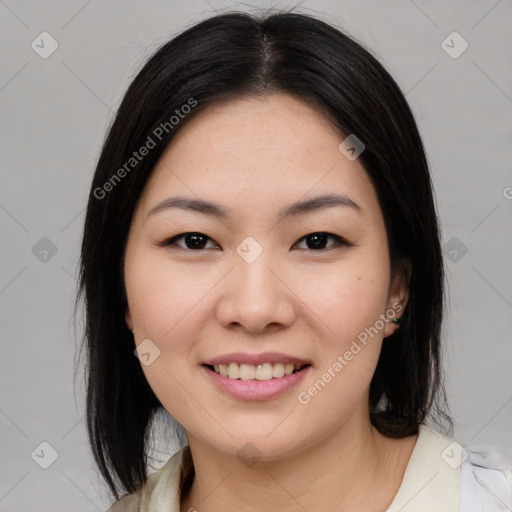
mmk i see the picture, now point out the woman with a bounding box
[75,10,512,512]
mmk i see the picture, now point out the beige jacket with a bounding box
[106,424,512,511]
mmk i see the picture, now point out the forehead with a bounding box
[136,94,379,221]
[161,93,345,169]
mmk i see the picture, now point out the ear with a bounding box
[125,307,133,332]
[383,258,412,338]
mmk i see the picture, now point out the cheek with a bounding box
[124,253,212,417]
[297,255,390,342]
[294,267,389,422]
[125,250,208,339]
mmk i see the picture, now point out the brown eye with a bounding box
[294,232,350,250]
[161,232,219,250]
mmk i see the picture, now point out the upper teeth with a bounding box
[213,362,304,380]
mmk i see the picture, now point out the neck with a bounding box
[180,416,417,512]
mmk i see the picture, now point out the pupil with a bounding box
[308,232,327,249]
[186,233,207,249]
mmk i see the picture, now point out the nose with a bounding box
[215,251,297,333]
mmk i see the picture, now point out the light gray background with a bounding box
[1,0,511,510]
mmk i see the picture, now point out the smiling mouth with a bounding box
[204,363,311,381]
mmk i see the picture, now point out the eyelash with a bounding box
[158,232,351,252]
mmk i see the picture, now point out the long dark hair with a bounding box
[75,8,453,501]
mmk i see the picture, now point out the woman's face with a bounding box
[123,94,409,459]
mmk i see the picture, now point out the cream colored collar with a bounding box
[385,423,461,511]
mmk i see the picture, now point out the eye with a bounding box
[159,231,351,251]
[160,232,219,250]
[294,232,350,251]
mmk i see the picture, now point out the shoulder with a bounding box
[105,492,141,512]
[385,424,511,512]
[419,424,512,511]
[104,445,191,512]
[459,442,512,512]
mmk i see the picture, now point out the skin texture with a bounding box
[123,94,417,512]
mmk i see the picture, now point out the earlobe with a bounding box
[384,316,401,338]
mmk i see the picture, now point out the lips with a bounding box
[202,361,312,400]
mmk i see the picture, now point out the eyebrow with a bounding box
[145,193,361,222]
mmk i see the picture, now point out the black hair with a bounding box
[75,8,453,501]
